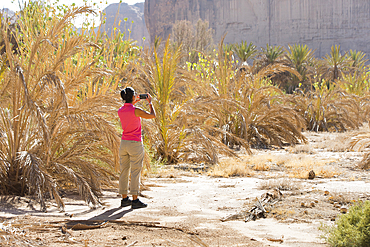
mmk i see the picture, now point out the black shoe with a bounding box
[121,197,132,207]
[131,199,147,209]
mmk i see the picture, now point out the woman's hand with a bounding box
[146,93,152,104]
[132,94,140,105]
[134,93,156,119]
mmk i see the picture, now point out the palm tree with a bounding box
[191,39,306,149]
[236,65,306,148]
[0,4,125,211]
[287,82,360,132]
[257,44,286,67]
[285,44,314,86]
[137,39,237,164]
[222,43,234,57]
[255,44,301,90]
[323,45,350,81]
[232,41,257,66]
[348,50,367,68]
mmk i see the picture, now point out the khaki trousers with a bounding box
[119,140,144,195]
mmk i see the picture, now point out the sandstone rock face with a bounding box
[102,2,149,46]
[145,0,370,57]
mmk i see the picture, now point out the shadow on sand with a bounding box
[87,206,133,221]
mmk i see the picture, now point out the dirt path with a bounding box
[0,174,329,247]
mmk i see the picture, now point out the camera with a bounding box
[139,93,148,99]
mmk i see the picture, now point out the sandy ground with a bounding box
[1,130,370,247]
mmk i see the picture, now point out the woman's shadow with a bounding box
[88,205,133,221]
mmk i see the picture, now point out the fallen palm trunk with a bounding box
[59,219,195,234]
[221,189,282,222]
[71,222,108,230]
[62,219,161,229]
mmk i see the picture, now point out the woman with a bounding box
[118,87,156,209]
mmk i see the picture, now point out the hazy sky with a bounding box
[1,0,144,27]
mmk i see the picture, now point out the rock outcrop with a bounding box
[145,0,370,57]
[1,8,16,22]
[101,2,149,45]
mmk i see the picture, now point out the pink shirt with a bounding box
[118,103,142,142]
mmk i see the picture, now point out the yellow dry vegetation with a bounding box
[208,153,340,179]
[208,157,254,178]
[284,156,339,178]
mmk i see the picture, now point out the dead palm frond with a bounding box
[235,70,307,148]
[348,128,370,169]
[0,4,125,210]
[190,40,306,149]
[288,83,361,132]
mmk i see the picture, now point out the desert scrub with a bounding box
[321,200,370,246]
[258,178,302,191]
[208,158,254,178]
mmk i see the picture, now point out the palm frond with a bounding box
[54,163,100,207]
[18,151,64,211]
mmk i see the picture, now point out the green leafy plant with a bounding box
[257,44,286,67]
[285,44,314,88]
[138,39,233,164]
[321,200,370,247]
[323,45,350,81]
[232,40,257,65]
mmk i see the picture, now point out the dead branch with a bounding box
[221,189,282,222]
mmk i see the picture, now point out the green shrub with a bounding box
[321,200,370,246]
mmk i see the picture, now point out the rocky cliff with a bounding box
[145,0,370,57]
[101,2,149,45]
[1,8,16,23]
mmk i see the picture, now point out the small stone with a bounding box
[340,206,348,214]
[324,191,330,196]
[308,170,315,179]
[314,200,319,204]
[301,202,305,207]
[310,202,315,207]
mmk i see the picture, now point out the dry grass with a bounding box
[284,156,339,178]
[312,133,352,152]
[290,144,316,154]
[270,208,297,218]
[208,154,287,177]
[246,154,288,171]
[208,157,254,178]
[258,178,303,191]
[327,192,358,205]
[247,155,273,171]
[288,167,339,179]
[208,152,341,178]
[147,166,180,178]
